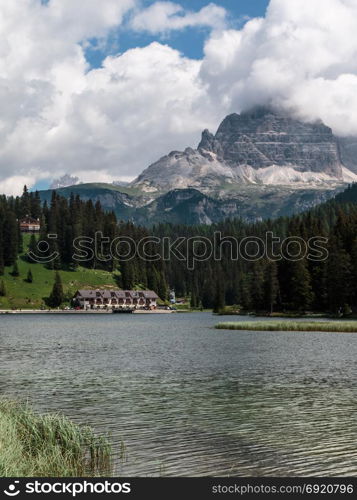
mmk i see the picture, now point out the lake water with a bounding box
[0,312,356,477]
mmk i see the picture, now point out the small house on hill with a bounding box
[73,289,159,310]
[19,217,40,233]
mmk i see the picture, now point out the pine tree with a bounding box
[121,260,136,289]
[0,280,6,297]
[201,279,214,309]
[157,271,168,300]
[27,269,33,283]
[289,259,314,312]
[20,185,31,218]
[30,191,42,219]
[190,289,198,308]
[213,282,225,313]
[240,272,252,311]
[0,251,4,276]
[48,271,64,307]
[264,261,279,313]
[250,261,265,311]
[28,234,37,262]
[11,261,20,277]
[18,223,23,253]
[327,237,352,313]
[3,212,19,266]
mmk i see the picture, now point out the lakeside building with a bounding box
[19,217,40,233]
[73,289,159,310]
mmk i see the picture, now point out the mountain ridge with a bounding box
[132,106,357,193]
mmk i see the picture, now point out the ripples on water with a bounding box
[0,313,356,476]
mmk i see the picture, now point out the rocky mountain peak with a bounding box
[132,108,357,193]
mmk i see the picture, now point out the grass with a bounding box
[0,234,119,309]
[215,320,357,332]
[0,399,112,477]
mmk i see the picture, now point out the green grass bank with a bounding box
[215,321,357,333]
[0,234,119,310]
[0,400,112,477]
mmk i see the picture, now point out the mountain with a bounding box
[133,106,357,192]
[339,137,357,174]
[39,182,341,225]
[39,183,146,219]
[40,107,357,225]
[50,174,80,189]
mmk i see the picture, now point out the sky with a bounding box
[1,0,357,195]
[85,1,270,66]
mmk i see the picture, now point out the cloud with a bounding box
[130,1,227,34]
[201,0,357,135]
[0,0,221,194]
[1,0,357,195]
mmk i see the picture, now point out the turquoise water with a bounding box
[0,313,356,476]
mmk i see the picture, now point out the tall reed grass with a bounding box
[215,321,357,332]
[0,399,112,477]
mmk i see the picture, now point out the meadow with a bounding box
[0,234,119,309]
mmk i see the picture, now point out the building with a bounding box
[19,217,40,233]
[73,289,159,310]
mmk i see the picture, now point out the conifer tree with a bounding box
[158,271,168,300]
[49,271,64,307]
[27,269,33,283]
[11,261,20,277]
[213,283,225,313]
[201,279,215,309]
[3,212,18,266]
[327,237,352,313]
[289,259,314,312]
[0,251,4,276]
[18,223,23,254]
[190,289,198,308]
[264,261,279,313]
[20,185,31,218]
[28,234,37,262]
[0,280,6,296]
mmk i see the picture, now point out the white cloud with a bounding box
[0,0,221,195]
[1,0,357,195]
[201,0,357,135]
[130,2,227,34]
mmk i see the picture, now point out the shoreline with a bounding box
[0,309,176,315]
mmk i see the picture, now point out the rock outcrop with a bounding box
[133,107,357,192]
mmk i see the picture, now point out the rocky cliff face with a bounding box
[133,107,357,192]
[339,137,357,174]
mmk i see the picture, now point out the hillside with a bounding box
[0,235,119,310]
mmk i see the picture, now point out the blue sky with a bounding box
[86,0,270,67]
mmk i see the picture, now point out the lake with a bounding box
[0,312,356,476]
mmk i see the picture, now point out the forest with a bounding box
[1,184,357,314]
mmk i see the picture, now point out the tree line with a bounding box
[1,184,357,313]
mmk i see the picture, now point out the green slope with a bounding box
[0,235,119,310]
